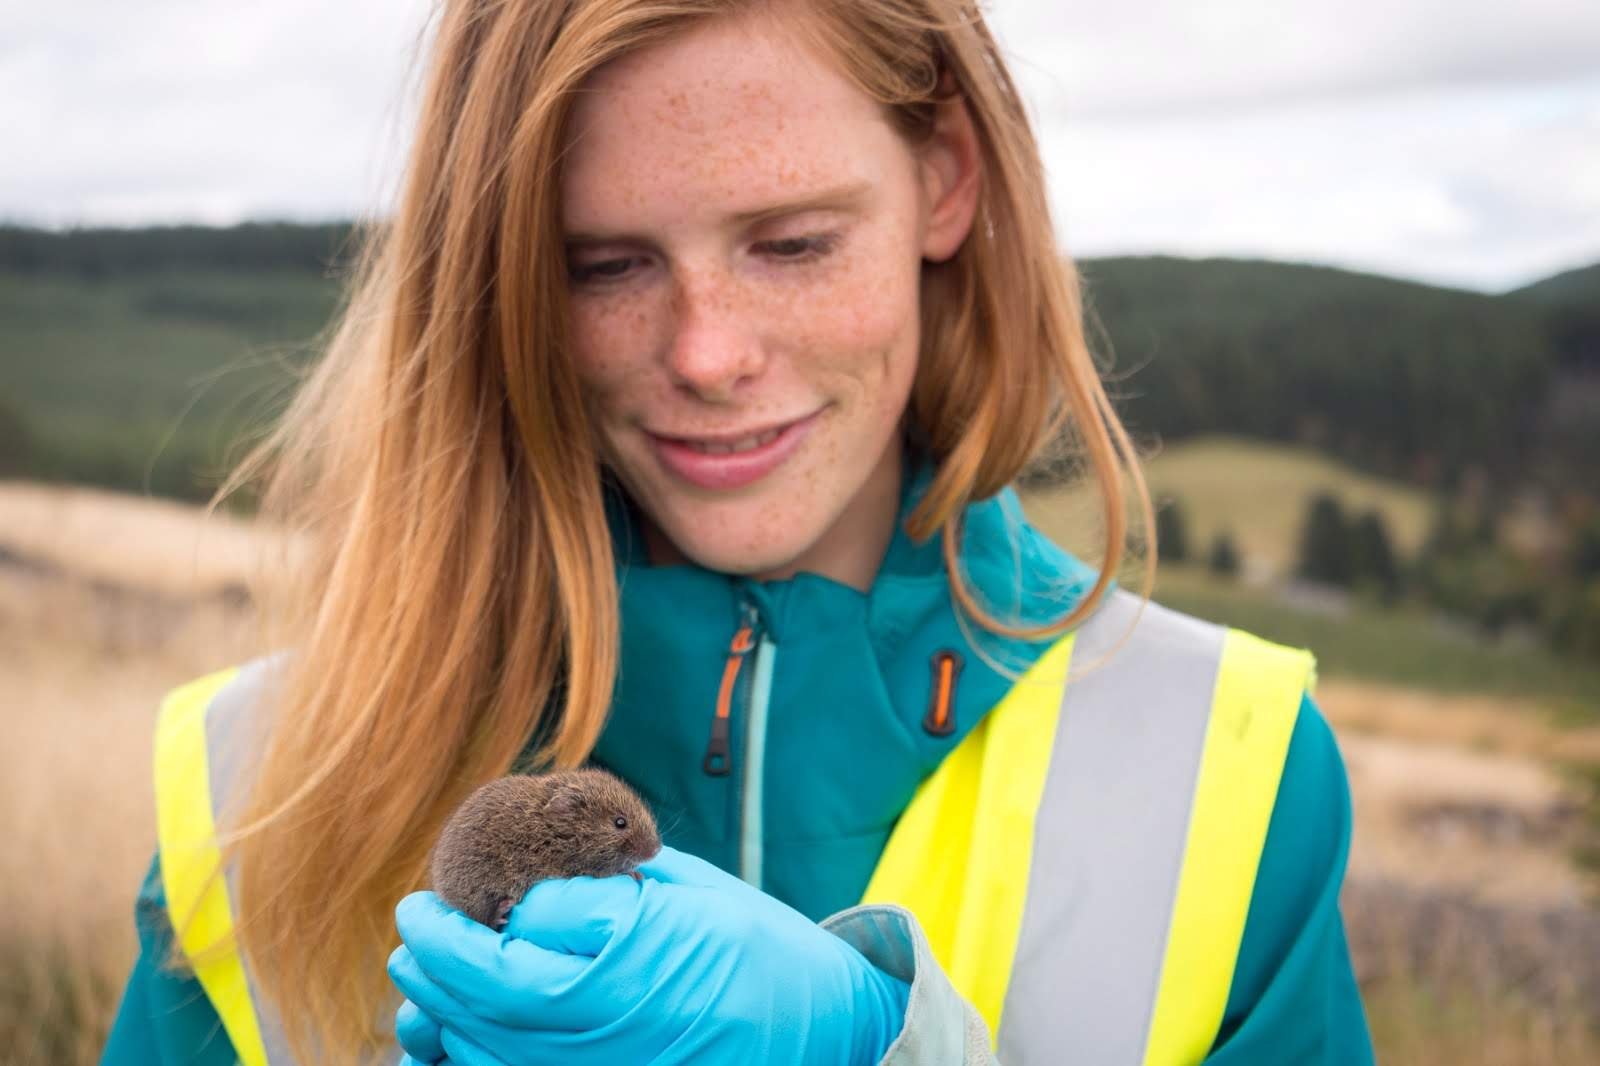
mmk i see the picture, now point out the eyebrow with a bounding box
[563,179,873,244]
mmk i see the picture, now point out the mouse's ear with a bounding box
[545,784,585,817]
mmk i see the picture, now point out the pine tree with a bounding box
[1298,492,1353,586]
[0,400,30,477]
[1350,509,1402,603]
[1155,497,1190,564]
[1570,513,1600,581]
[1209,530,1240,579]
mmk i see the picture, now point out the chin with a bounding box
[665,509,825,580]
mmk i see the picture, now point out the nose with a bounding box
[665,269,765,402]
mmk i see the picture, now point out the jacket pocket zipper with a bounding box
[702,610,757,776]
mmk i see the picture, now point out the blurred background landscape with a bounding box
[5,0,1600,1061]
[2,224,1597,1062]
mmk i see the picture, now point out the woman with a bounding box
[103,0,1374,1063]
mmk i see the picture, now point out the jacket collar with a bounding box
[592,444,1111,917]
[601,443,1111,724]
[601,451,1100,640]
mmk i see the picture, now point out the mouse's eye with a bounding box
[613,816,628,830]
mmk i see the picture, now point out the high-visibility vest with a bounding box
[154,587,1314,1065]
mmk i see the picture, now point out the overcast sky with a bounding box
[3,0,1597,293]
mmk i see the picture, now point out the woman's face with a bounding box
[560,11,977,585]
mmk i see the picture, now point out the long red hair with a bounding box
[205,0,1154,1057]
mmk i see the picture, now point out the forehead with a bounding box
[560,12,902,230]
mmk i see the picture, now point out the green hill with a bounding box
[0,221,356,276]
[1508,261,1600,309]
[0,267,339,500]
[1076,255,1560,489]
[1023,434,1436,580]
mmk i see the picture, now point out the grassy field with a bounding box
[1148,563,1600,718]
[1022,434,1438,579]
[0,491,263,1061]
[4,465,1599,1062]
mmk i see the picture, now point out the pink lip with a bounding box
[648,411,820,491]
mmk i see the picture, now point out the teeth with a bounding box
[687,427,782,455]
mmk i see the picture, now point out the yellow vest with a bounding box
[154,588,1314,1064]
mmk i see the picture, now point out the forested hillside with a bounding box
[1075,256,1566,491]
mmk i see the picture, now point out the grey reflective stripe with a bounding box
[202,654,297,1066]
[998,588,1226,1065]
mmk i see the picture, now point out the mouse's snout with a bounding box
[630,822,663,864]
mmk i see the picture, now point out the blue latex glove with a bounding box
[387,846,909,1066]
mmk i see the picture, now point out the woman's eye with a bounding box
[758,233,838,262]
[569,257,638,285]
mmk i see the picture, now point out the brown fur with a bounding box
[429,769,661,928]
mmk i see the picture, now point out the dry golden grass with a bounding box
[0,481,277,596]
[0,563,262,1056]
[1340,730,1592,907]
[1361,982,1600,1066]
[1348,879,1600,1064]
[3,481,1597,1063]
[1,571,267,1059]
[1324,680,1600,1060]
[0,481,272,1060]
[1320,677,1600,768]
[1317,678,1600,908]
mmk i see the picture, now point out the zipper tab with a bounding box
[703,714,732,776]
[702,615,757,776]
[923,648,963,736]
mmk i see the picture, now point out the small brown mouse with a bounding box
[429,768,662,930]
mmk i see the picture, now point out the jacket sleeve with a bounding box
[821,904,998,1065]
[1204,691,1375,1063]
[100,854,241,1066]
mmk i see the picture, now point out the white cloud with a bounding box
[1042,76,1600,290]
[2,0,1596,291]
[0,0,435,224]
[987,0,1600,117]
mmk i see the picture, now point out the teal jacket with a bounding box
[103,454,1374,1063]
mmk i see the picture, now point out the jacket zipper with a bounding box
[701,599,777,889]
[741,624,777,889]
[701,609,755,776]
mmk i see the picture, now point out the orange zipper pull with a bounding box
[922,649,962,737]
[703,624,755,775]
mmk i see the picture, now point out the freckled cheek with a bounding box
[796,263,918,392]
[569,298,663,400]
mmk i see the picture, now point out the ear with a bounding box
[918,76,982,264]
[546,786,584,816]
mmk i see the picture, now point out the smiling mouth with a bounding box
[645,411,822,491]
[672,426,785,455]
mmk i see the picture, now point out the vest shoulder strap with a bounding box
[1144,620,1314,1064]
[863,588,1315,1065]
[153,656,289,1066]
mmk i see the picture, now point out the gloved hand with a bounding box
[387,845,910,1066]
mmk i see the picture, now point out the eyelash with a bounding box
[761,233,839,262]
[567,232,841,287]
